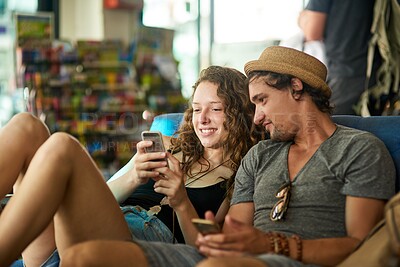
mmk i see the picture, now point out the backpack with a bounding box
[337,191,400,267]
[355,0,400,116]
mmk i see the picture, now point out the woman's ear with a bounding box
[291,78,304,99]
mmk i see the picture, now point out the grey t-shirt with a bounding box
[231,125,396,239]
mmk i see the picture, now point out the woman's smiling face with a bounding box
[192,81,228,149]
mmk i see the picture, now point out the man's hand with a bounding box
[195,215,270,257]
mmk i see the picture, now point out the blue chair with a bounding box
[150,113,185,137]
[150,113,400,192]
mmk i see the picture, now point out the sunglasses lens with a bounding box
[275,186,289,198]
[270,199,285,221]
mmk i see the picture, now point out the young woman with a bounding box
[0,66,259,266]
[107,66,259,246]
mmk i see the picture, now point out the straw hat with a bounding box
[244,46,331,98]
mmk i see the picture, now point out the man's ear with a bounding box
[291,78,304,99]
[291,78,303,92]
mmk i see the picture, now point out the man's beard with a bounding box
[269,124,296,142]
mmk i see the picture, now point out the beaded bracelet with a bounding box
[265,232,275,253]
[273,233,282,254]
[292,234,303,262]
[279,233,290,257]
[265,232,290,257]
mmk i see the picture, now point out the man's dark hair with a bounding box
[247,71,334,114]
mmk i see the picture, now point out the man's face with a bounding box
[249,77,300,141]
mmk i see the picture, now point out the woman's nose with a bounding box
[199,111,210,124]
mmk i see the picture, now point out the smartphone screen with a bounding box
[191,218,221,235]
[141,131,166,153]
[141,131,169,167]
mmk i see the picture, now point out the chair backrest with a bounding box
[150,113,400,192]
[149,113,184,137]
[108,113,184,181]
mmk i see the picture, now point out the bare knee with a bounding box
[43,133,83,158]
[31,133,85,173]
[48,132,81,149]
[10,112,50,140]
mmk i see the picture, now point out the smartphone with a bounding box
[141,131,168,166]
[141,131,166,152]
[192,218,221,235]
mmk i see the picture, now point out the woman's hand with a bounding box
[153,153,189,211]
[107,139,170,204]
[132,140,169,185]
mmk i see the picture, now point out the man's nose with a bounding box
[253,107,264,125]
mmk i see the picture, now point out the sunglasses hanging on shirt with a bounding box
[270,182,291,221]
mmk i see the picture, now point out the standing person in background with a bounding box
[279,10,327,66]
[300,0,381,115]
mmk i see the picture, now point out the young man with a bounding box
[62,46,395,267]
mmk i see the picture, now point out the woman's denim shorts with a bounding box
[11,250,60,267]
[122,205,177,243]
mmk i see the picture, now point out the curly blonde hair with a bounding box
[169,66,261,200]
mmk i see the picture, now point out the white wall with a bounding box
[60,0,140,47]
[60,0,104,43]
[103,8,139,47]
[211,41,277,73]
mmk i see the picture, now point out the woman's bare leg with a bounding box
[0,113,50,197]
[0,113,56,266]
[197,257,268,267]
[0,131,131,266]
[61,240,149,267]
[21,226,56,267]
